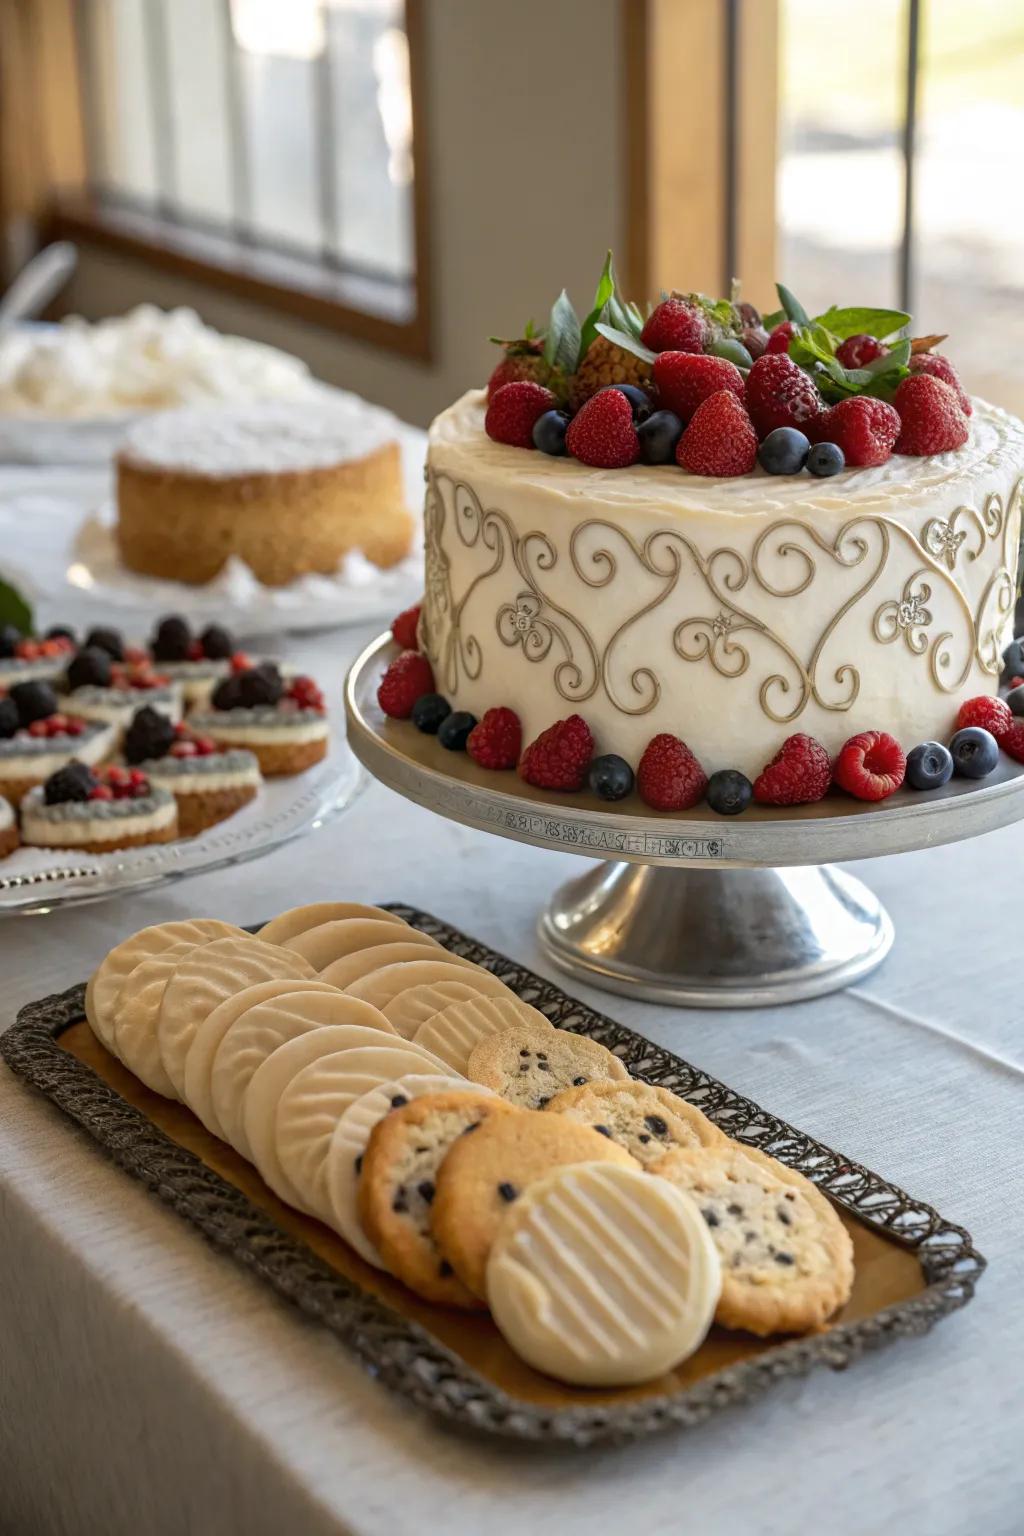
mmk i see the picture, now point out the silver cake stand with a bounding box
[346,634,1024,1007]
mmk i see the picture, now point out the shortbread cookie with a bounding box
[156,936,316,1099]
[204,990,389,1149]
[325,1073,476,1266]
[86,918,246,1053]
[486,1163,721,1386]
[652,1143,855,1335]
[346,958,507,1020]
[379,979,498,1035]
[544,1079,725,1166]
[431,1109,636,1298]
[320,943,480,991]
[413,995,553,1075]
[360,1090,515,1306]
[258,903,405,947]
[113,941,209,1097]
[467,1025,629,1109]
[284,918,440,970]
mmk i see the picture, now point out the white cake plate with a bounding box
[345,633,1024,1007]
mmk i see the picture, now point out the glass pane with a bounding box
[164,0,233,225]
[83,0,159,204]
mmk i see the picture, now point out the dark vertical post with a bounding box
[899,0,921,313]
[722,0,740,293]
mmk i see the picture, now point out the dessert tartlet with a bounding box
[60,642,182,730]
[21,761,178,852]
[0,793,19,858]
[189,664,328,776]
[123,706,262,836]
[0,681,115,805]
[147,615,237,706]
[0,625,75,689]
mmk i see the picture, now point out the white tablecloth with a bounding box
[1,622,1022,1535]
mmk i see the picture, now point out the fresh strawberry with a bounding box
[676,391,757,477]
[636,733,707,812]
[377,650,436,719]
[519,715,593,791]
[1001,719,1024,764]
[486,338,551,401]
[765,320,799,354]
[467,707,522,770]
[955,695,1013,744]
[484,381,557,449]
[640,297,707,354]
[908,352,971,415]
[816,396,900,467]
[652,353,745,423]
[893,375,969,456]
[753,733,831,805]
[391,603,422,652]
[745,354,824,439]
[565,388,640,469]
[836,334,886,369]
[833,730,906,801]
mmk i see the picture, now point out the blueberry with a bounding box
[411,692,451,734]
[10,680,57,726]
[237,662,283,708]
[0,697,18,738]
[67,645,112,692]
[638,410,684,465]
[0,624,22,659]
[44,761,95,805]
[600,384,651,421]
[905,741,954,791]
[1007,684,1024,718]
[706,336,753,370]
[806,441,845,478]
[706,768,753,815]
[437,710,476,751]
[45,625,76,644]
[84,626,124,661]
[151,615,192,662]
[586,753,634,801]
[532,409,569,456]
[199,623,233,660]
[124,705,175,766]
[1001,636,1024,683]
[757,427,810,476]
[949,726,999,779]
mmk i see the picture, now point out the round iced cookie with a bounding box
[431,1108,636,1298]
[284,918,441,971]
[86,918,246,1053]
[210,995,394,1157]
[320,942,480,991]
[651,1142,855,1336]
[114,942,207,1097]
[156,935,316,1099]
[543,1079,725,1167]
[467,1024,629,1110]
[346,959,508,1023]
[379,979,500,1036]
[257,903,406,948]
[412,995,553,1075]
[325,1073,477,1266]
[359,1090,516,1307]
[486,1162,721,1386]
[184,980,351,1139]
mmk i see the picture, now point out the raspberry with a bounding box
[377,650,436,719]
[88,784,114,802]
[486,341,551,401]
[640,297,707,354]
[289,675,325,711]
[194,736,217,756]
[391,603,422,652]
[1001,719,1024,764]
[636,734,707,812]
[652,353,745,423]
[745,354,824,439]
[836,334,885,369]
[28,719,49,737]
[833,730,906,801]
[565,388,640,469]
[955,695,1013,744]
[171,739,198,758]
[467,707,522,770]
[485,381,557,448]
[676,391,757,477]
[64,717,85,736]
[519,714,594,791]
[817,396,900,467]
[753,733,831,805]
[231,651,252,673]
[907,352,971,415]
[893,375,969,456]
[765,320,799,355]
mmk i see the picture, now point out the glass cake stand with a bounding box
[346,633,1024,1007]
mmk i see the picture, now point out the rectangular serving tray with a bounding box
[0,904,985,1446]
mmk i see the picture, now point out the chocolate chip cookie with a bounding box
[466,1023,629,1109]
[544,1078,725,1166]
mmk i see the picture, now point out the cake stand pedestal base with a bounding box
[537,862,894,1008]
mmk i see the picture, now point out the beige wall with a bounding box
[62,0,625,429]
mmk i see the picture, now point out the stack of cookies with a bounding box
[85,901,855,1388]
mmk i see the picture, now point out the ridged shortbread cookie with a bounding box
[486,1163,721,1386]
[284,918,440,970]
[467,1025,629,1109]
[652,1142,855,1335]
[544,1079,725,1166]
[114,942,207,1097]
[359,1090,515,1306]
[413,995,553,1075]
[346,959,507,1021]
[86,918,246,1053]
[319,942,480,990]
[258,903,405,948]
[431,1109,636,1298]
[379,979,499,1035]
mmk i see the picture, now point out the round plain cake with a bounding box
[116,398,414,588]
[420,389,1024,778]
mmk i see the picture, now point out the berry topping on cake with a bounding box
[565,388,640,468]
[199,623,234,660]
[437,710,477,751]
[467,707,522,770]
[44,761,96,805]
[833,731,906,801]
[0,697,18,738]
[486,332,552,401]
[955,695,1013,744]
[949,726,999,779]
[651,353,745,423]
[640,296,707,355]
[239,662,285,708]
[636,733,707,812]
[287,675,325,712]
[894,375,969,456]
[757,427,810,476]
[706,768,753,815]
[84,626,124,661]
[637,410,684,464]
[905,741,955,791]
[519,715,594,792]
[67,645,113,691]
[9,679,58,726]
[907,352,971,415]
[485,382,558,448]
[27,713,85,739]
[569,338,651,412]
[676,391,757,477]
[411,693,451,734]
[98,765,153,800]
[0,624,22,659]
[745,354,825,439]
[816,396,900,467]
[377,651,436,719]
[1000,720,1024,765]
[753,734,832,806]
[586,753,634,802]
[532,409,570,456]
[1007,684,1024,717]
[391,603,422,651]
[151,614,192,661]
[765,320,799,354]
[124,705,176,765]
[806,441,845,477]
[835,334,886,369]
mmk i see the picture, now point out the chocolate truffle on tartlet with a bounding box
[123,705,262,837]
[148,614,238,706]
[20,760,178,853]
[60,644,182,731]
[0,624,76,689]
[188,664,328,776]
[0,793,19,859]
[0,682,116,806]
